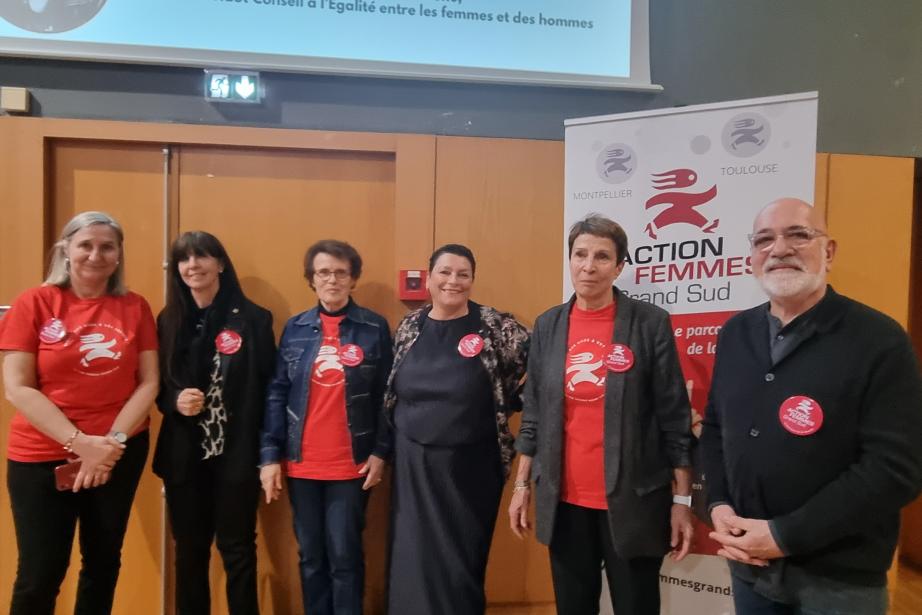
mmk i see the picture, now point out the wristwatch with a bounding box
[672,494,692,507]
[109,431,128,444]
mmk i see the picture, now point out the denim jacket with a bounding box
[260,300,393,466]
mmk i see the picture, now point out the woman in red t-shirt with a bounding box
[509,214,695,615]
[260,239,393,615]
[0,211,159,615]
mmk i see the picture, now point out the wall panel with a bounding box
[826,155,915,326]
[899,164,922,567]
[433,135,564,608]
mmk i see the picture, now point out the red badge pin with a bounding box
[604,344,634,372]
[39,318,67,344]
[215,330,243,355]
[458,334,484,358]
[779,395,824,436]
[339,344,364,367]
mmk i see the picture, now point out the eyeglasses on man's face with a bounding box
[314,269,351,281]
[748,227,826,253]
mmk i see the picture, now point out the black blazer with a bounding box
[700,287,922,585]
[153,296,276,485]
[516,288,692,557]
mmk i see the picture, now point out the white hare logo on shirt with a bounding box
[565,338,607,402]
[67,323,127,377]
[79,333,122,366]
[312,342,345,387]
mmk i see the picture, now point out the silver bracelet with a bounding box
[63,429,81,453]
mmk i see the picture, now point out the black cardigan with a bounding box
[153,295,276,485]
[701,287,922,585]
[516,289,692,556]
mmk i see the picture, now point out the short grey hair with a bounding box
[45,211,127,296]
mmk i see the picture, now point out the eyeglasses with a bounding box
[314,269,351,281]
[748,227,826,252]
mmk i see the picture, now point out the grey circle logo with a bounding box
[596,144,637,184]
[722,113,771,157]
[1,0,107,34]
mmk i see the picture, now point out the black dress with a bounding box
[387,310,503,615]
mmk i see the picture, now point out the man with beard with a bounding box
[700,198,922,614]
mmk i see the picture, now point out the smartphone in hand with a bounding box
[54,460,82,491]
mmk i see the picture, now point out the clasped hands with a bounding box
[709,504,784,566]
[68,432,126,492]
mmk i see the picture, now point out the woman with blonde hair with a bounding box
[0,211,159,614]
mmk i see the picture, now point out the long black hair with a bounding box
[159,231,244,386]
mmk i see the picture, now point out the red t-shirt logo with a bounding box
[565,338,608,402]
[67,324,125,376]
[312,342,345,387]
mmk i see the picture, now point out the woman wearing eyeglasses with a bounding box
[259,239,393,615]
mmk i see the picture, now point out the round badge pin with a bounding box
[604,343,635,372]
[778,395,824,436]
[458,334,484,358]
[215,330,243,355]
[39,318,67,344]
[339,344,364,367]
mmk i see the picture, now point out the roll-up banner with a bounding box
[563,92,818,614]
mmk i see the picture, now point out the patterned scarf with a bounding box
[198,353,227,459]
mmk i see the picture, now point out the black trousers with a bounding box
[549,501,664,615]
[164,458,260,615]
[7,431,149,615]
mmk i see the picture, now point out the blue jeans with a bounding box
[287,477,368,615]
[732,573,888,615]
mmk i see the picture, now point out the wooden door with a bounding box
[47,139,169,613]
[433,135,565,609]
[175,144,399,615]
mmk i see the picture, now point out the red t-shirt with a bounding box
[286,312,363,480]
[560,301,616,509]
[0,285,158,462]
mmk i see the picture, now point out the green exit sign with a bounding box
[204,70,262,104]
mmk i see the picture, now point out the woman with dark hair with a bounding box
[153,231,276,615]
[508,214,694,615]
[384,243,529,615]
[260,239,393,615]
[0,211,158,615]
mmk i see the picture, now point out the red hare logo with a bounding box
[643,168,719,240]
